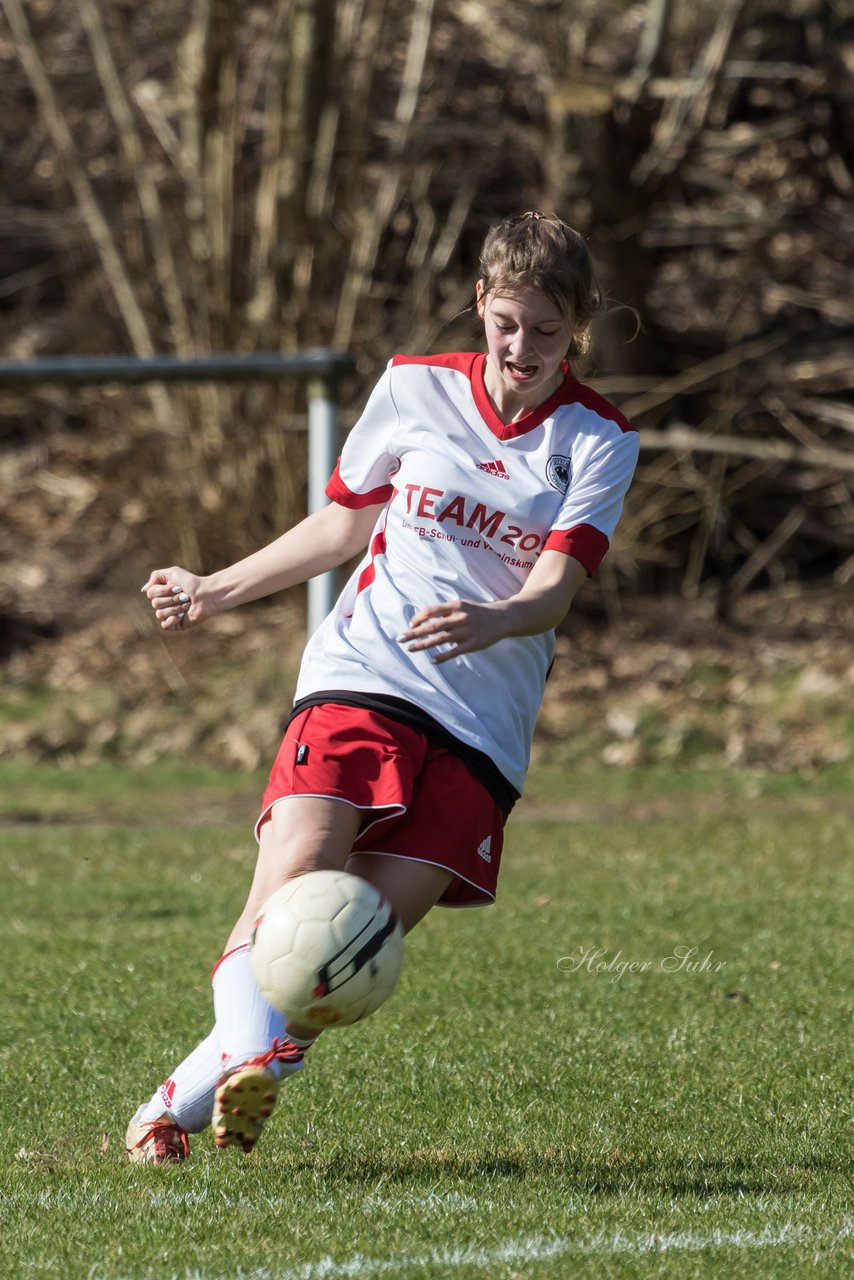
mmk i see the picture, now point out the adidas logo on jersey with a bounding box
[476,459,509,479]
[477,836,492,862]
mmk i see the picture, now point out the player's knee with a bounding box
[258,835,343,886]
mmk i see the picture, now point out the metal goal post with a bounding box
[0,350,354,634]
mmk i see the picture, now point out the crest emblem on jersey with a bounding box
[546,454,572,494]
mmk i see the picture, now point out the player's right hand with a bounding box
[140,567,213,632]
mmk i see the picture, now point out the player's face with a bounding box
[476,284,574,413]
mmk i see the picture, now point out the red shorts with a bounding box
[256,703,505,907]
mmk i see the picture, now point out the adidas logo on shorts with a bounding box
[477,836,492,862]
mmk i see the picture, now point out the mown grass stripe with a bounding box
[92,1220,853,1280]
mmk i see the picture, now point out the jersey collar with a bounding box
[472,353,578,440]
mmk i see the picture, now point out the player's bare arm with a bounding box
[401,549,587,664]
[141,500,384,633]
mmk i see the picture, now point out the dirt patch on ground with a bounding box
[535,584,853,774]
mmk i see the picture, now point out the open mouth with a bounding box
[506,361,538,380]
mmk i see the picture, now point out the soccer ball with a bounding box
[251,870,405,1030]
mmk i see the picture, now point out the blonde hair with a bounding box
[478,212,602,358]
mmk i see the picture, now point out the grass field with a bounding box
[0,760,850,1279]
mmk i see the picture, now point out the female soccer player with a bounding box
[127,212,640,1163]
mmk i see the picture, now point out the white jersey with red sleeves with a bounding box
[294,352,639,794]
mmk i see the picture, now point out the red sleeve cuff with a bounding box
[325,459,394,508]
[544,523,610,575]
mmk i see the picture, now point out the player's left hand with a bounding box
[399,599,507,664]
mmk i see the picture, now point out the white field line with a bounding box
[98,1219,853,1280]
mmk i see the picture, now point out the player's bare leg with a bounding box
[212,797,365,1151]
[345,852,453,934]
[126,801,360,1163]
[226,797,363,952]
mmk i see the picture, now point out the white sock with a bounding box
[212,940,291,1075]
[140,946,317,1134]
[141,1028,222,1133]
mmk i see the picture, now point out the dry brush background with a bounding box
[0,0,851,772]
